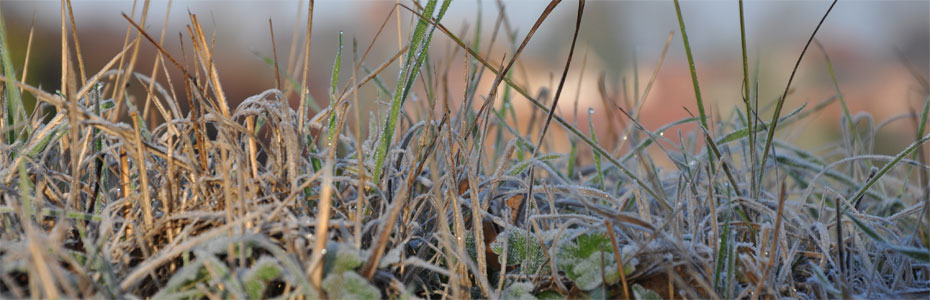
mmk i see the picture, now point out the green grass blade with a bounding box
[17,159,32,220]
[916,95,929,138]
[567,139,577,178]
[372,0,449,181]
[817,41,861,147]
[846,213,928,262]
[757,0,838,187]
[673,0,716,173]
[618,117,697,164]
[328,32,343,144]
[0,4,28,143]
[587,109,605,191]
[738,0,756,198]
[508,154,562,176]
[715,102,807,145]
[846,132,929,207]
[672,0,708,129]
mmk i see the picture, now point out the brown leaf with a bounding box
[505,194,524,224]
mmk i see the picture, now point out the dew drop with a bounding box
[660,132,664,136]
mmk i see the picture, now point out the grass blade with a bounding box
[758,0,838,186]
[0,4,28,143]
[846,132,929,208]
[372,0,449,181]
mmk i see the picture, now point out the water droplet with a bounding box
[321,249,327,254]
[588,107,595,115]
[622,135,627,140]
[660,132,664,136]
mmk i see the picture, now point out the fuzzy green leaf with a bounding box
[322,271,381,300]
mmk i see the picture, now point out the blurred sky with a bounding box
[2,0,928,154]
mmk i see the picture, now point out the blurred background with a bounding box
[1,0,927,157]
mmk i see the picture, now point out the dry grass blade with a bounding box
[1,2,926,299]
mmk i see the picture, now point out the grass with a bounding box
[1,0,929,299]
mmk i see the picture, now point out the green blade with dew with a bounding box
[673,0,714,170]
[372,0,450,181]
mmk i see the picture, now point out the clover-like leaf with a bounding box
[489,228,548,275]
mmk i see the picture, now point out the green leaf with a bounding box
[243,257,283,299]
[501,281,538,300]
[489,227,548,275]
[322,271,381,300]
[632,284,663,300]
[323,243,365,275]
[559,232,610,260]
[536,290,564,300]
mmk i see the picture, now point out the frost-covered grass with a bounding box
[1,0,929,299]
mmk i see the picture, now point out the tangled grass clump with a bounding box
[1,0,929,299]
